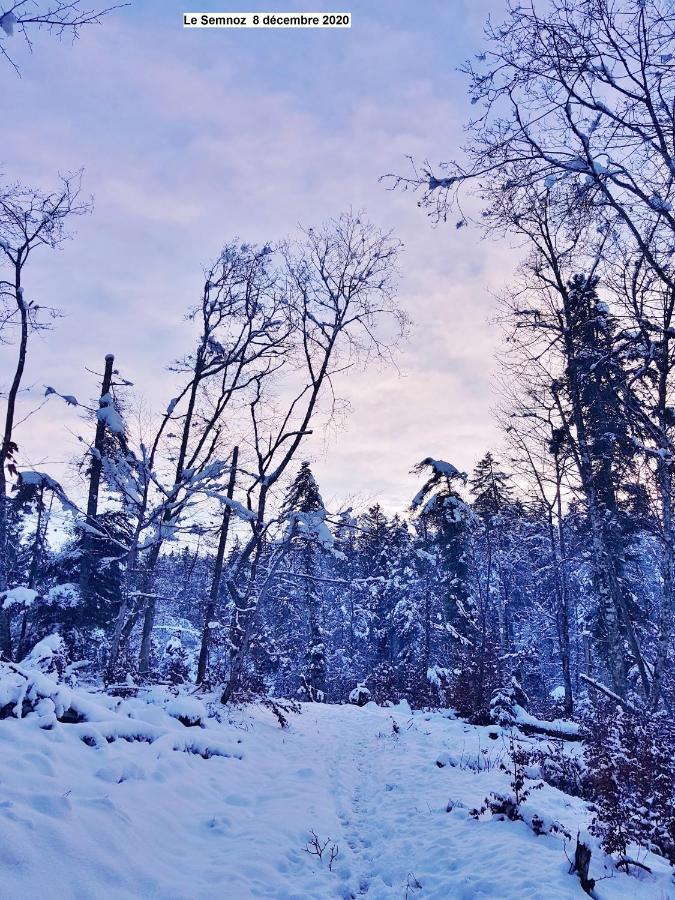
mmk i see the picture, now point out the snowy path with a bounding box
[303,706,594,900]
[0,699,671,899]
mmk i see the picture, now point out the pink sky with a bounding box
[0,0,517,512]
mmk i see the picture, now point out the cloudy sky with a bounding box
[1,0,517,512]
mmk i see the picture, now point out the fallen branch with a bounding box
[580,675,638,714]
[616,856,652,874]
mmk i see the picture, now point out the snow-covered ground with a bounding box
[0,689,671,899]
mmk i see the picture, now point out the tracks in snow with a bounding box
[327,715,415,899]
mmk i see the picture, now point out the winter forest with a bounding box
[1,1,674,898]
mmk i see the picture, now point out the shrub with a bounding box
[449,639,500,725]
[582,700,675,863]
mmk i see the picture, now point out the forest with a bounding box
[0,1,674,897]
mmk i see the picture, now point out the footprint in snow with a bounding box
[21,752,55,777]
[204,814,231,834]
[223,793,250,806]
[27,793,71,818]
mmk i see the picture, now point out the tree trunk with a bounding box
[650,453,674,709]
[649,305,675,709]
[561,318,627,697]
[221,546,283,704]
[137,547,162,678]
[196,446,238,685]
[79,353,115,613]
[137,354,206,679]
[571,835,596,896]
[17,484,46,660]
[583,632,592,679]
[304,541,326,701]
[0,261,28,659]
[105,536,141,683]
[553,455,574,717]
[589,521,627,697]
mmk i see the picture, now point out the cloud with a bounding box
[0,0,516,511]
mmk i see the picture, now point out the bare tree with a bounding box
[500,385,578,716]
[492,196,674,707]
[104,241,290,680]
[101,215,405,688]
[496,201,653,699]
[0,1,127,74]
[221,212,405,702]
[387,0,675,290]
[0,173,90,657]
[609,265,675,709]
[386,0,675,705]
[133,242,291,677]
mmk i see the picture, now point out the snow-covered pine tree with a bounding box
[411,459,474,648]
[388,516,432,702]
[469,452,516,654]
[279,462,332,702]
[355,504,394,672]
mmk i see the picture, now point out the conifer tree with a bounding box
[411,459,474,646]
[470,452,513,520]
[470,452,516,654]
[280,462,331,701]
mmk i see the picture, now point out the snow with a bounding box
[17,471,62,493]
[285,508,335,550]
[564,156,590,173]
[435,750,459,768]
[44,583,80,608]
[419,457,464,479]
[348,683,371,704]
[415,548,436,564]
[0,10,16,36]
[1,586,39,610]
[650,195,672,213]
[511,704,581,738]
[428,175,456,191]
[164,695,208,726]
[426,664,451,688]
[43,387,79,408]
[97,393,125,434]
[18,470,45,485]
[0,680,669,899]
[22,634,64,668]
[218,495,256,521]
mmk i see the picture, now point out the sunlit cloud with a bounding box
[0,0,515,511]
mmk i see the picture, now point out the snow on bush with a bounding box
[1,585,39,609]
[348,683,370,706]
[0,639,242,761]
[164,695,208,727]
